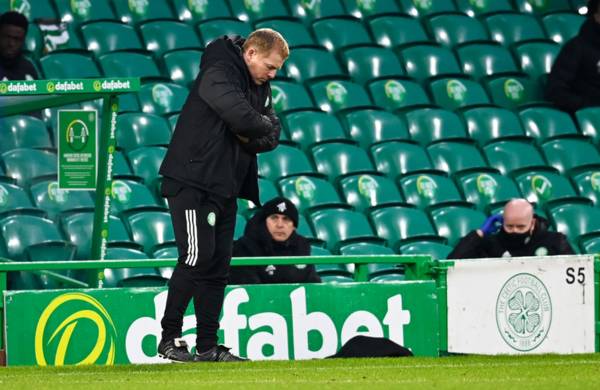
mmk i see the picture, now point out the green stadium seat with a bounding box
[571,168,600,207]
[457,43,519,80]
[113,150,138,180]
[314,261,352,278]
[399,173,465,209]
[541,138,600,174]
[399,241,453,260]
[514,170,581,206]
[339,109,410,149]
[311,142,376,182]
[340,0,400,18]
[126,146,167,186]
[0,215,75,261]
[1,148,56,186]
[237,178,281,217]
[514,0,572,14]
[308,80,373,113]
[103,247,167,288]
[30,179,94,220]
[484,140,548,175]
[270,81,315,114]
[371,141,437,179]
[405,108,470,146]
[98,52,162,80]
[368,15,429,48]
[310,245,332,256]
[168,114,179,132]
[319,274,355,283]
[396,0,457,17]
[229,0,290,23]
[548,202,600,243]
[513,41,561,82]
[61,211,140,260]
[171,0,231,23]
[427,13,490,48]
[116,113,171,152]
[111,0,175,23]
[21,22,42,59]
[369,206,441,249]
[367,78,432,111]
[81,21,143,56]
[234,214,247,240]
[258,145,317,181]
[254,19,316,48]
[571,0,588,12]
[455,171,521,212]
[0,115,52,153]
[519,107,580,143]
[428,77,491,110]
[340,46,405,86]
[3,0,57,20]
[542,12,585,44]
[282,110,347,151]
[454,0,514,17]
[364,260,404,281]
[279,175,346,215]
[138,82,188,116]
[484,13,547,46]
[126,211,176,255]
[0,181,45,218]
[427,141,489,175]
[579,235,600,255]
[163,49,202,87]
[309,208,381,252]
[338,174,405,213]
[139,20,202,56]
[110,179,165,216]
[115,93,142,113]
[312,17,374,51]
[198,18,253,44]
[462,107,528,146]
[287,0,347,24]
[398,43,462,82]
[484,75,543,110]
[429,205,487,246]
[284,47,345,83]
[576,107,600,144]
[40,52,101,79]
[54,0,115,24]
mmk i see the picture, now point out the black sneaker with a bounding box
[158,338,193,362]
[193,345,249,362]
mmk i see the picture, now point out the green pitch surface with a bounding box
[1,354,599,389]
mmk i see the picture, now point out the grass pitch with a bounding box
[1,354,599,389]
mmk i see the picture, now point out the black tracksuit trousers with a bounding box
[160,181,237,352]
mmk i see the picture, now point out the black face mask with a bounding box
[499,229,532,251]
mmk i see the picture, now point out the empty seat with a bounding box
[541,138,600,174]
[454,0,514,16]
[103,247,166,288]
[405,107,470,146]
[369,206,440,249]
[282,110,347,151]
[255,19,316,48]
[398,43,462,82]
[485,12,547,46]
[309,208,380,252]
[98,52,162,79]
[81,21,143,56]
[312,17,374,51]
[0,115,52,153]
[198,18,252,44]
[513,41,561,81]
[10,0,56,20]
[127,146,168,185]
[0,181,44,218]
[30,180,94,219]
[340,0,400,18]
[427,13,490,48]
[139,20,202,56]
[112,0,174,23]
[1,148,57,186]
[311,142,376,181]
[484,140,548,175]
[279,175,346,214]
[371,141,436,179]
[163,49,203,87]
[514,170,580,206]
[229,0,290,23]
[519,106,580,143]
[368,15,429,48]
[308,79,373,112]
[338,173,404,212]
[457,43,519,80]
[427,141,489,175]
[284,47,345,83]
[287,0,347,23]
[40,52,101,79]
[138,82,188,116]
[126,211,176,255]
[484,75,543,110]
[367,78,432,111]
[571,169,600,207]
[399,173,465,209]
[429,206,487,246]
[456,171,521,212]
[576,107,600,144]
[270,81,315,114]
[111,179,165,216]
[339,109,410,149]
[399,241,453,260]
[258,145,317,181]
[514,0,572,14]
[542,12,585,45]
[397,0,457,17]
[116,113,172,152]
[340,46,405,85]
[171,0,231,22]
[462,106,528,146]
[428,77,491,110]
[548,202,600,243]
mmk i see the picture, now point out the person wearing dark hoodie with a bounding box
[229,197,321,285]
[545,0,600,113]
[157,29,289,363]
[448,198,574,259]
[0,11,38,81]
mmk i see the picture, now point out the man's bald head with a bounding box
[503,199,535,234]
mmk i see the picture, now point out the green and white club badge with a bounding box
[476,174,498,198]
[152,84,174,110]
[244,0,264,13]
[531,175,553,200]
[71,0,92,18]
[111,180,132,204]
[188,0,208,16]
[357,0,376,13]
[301,0,320,13]
[413,0,432,11]
[590,172,600,192]
[358,175,378,203]
[416,175,437,199]
[496,273,552,351]
[207,212,216,227]
[447,79,467,103]
[295,176,316,201]
[128,0,149,16]
[504,79,525,102]
[468,0,487,10]
[326,82,348,106]
[271,85,286,112]
[384,80,406,103]
[47,181,69,204]
[10,0,31,19]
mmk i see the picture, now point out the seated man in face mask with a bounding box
[448,198,574,259]
[229,197,321,284]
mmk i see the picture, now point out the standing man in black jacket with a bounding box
[545,0,600,113]
[448,199,574,259]
[157,29,289,362]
